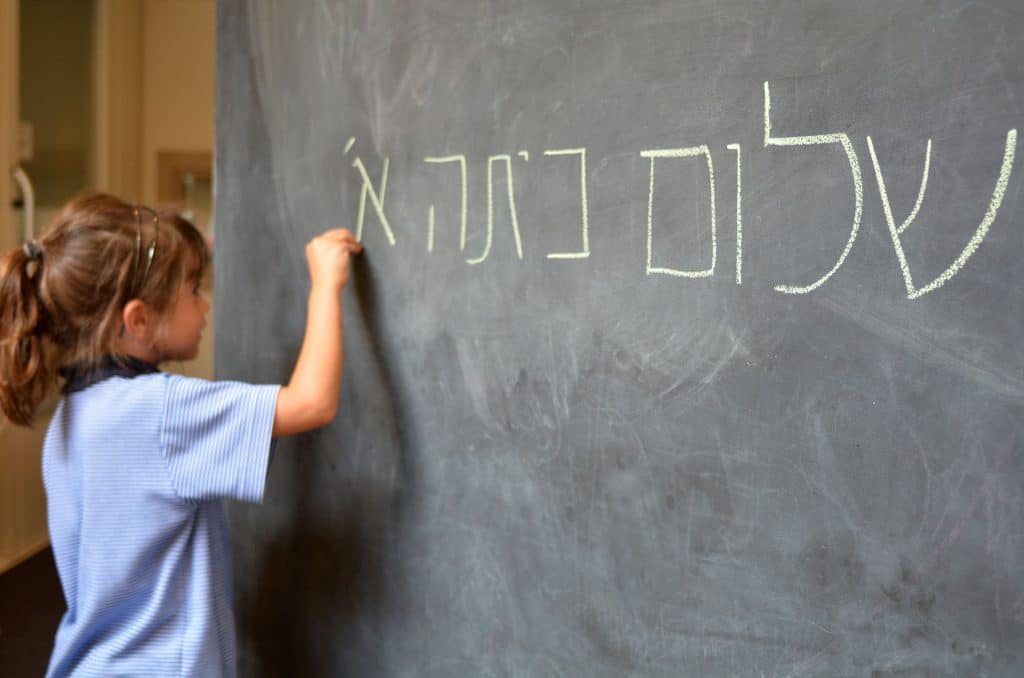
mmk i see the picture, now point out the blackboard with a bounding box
[215,1,1024,675]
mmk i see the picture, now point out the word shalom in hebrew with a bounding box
[343,82,1017,299]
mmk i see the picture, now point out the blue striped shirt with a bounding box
[42,372,280,677]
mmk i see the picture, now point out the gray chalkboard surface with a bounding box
[215,1,1024,675]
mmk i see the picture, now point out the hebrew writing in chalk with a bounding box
[866,130,1017,299]
[424,155,468,253]
[764,81,863,294]
[466,154,524,265]
[727,143,743,285]
[641,146,717,278]
[352,154,396,245]
[544,148,590,260]
[354,85,1017,299]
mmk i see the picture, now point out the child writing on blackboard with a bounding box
[0,192,361,677]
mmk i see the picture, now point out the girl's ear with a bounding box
[121,299,154,342]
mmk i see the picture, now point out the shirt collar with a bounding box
[60,355,160,394]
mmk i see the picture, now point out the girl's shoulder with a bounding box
[160,373,278,422]
[66,370,274,424]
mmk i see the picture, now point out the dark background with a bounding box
[216,1,1024,675]
[0,549,63,677]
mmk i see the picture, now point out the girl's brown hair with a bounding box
[0,192,208,426]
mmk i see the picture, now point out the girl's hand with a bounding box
[306,229,363,292]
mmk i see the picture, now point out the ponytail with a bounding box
[0,242,52,426]
[0,192,209,427]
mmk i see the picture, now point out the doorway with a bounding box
[0,0,99,576]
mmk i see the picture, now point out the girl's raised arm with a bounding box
[272,229,362,438]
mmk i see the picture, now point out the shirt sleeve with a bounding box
[160,374,281,503]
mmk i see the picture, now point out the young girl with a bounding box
[0,193,361,677]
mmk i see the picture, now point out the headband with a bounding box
[22,240,42,262]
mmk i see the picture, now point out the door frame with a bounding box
[93,0,142,201]
[0,0,17,252]
[0,1,147,575]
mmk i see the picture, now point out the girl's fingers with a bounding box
[334,240,362,255]
[317,232,362,256]
[320,228,358,243]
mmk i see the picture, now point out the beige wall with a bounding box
[20,0,94,205]
[141,0,215,207]
[0,0,37,575]
[93,0,143,202]
[1,0,216,575]
[140,0,216,381]
[0,424,49,573]
[0,0,17,253]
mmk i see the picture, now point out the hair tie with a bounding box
[22,240,42,262]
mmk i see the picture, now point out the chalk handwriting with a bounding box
[427,204,436,253]
[544,148,591,259]
[424,155,468,252]
[867,130,1017,299]
[466,155,524,265]
[727,143,743,285]
[341,83,1019,300]
[764,81,864,294]
[352,155,396,245]
[640,146,717,278]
